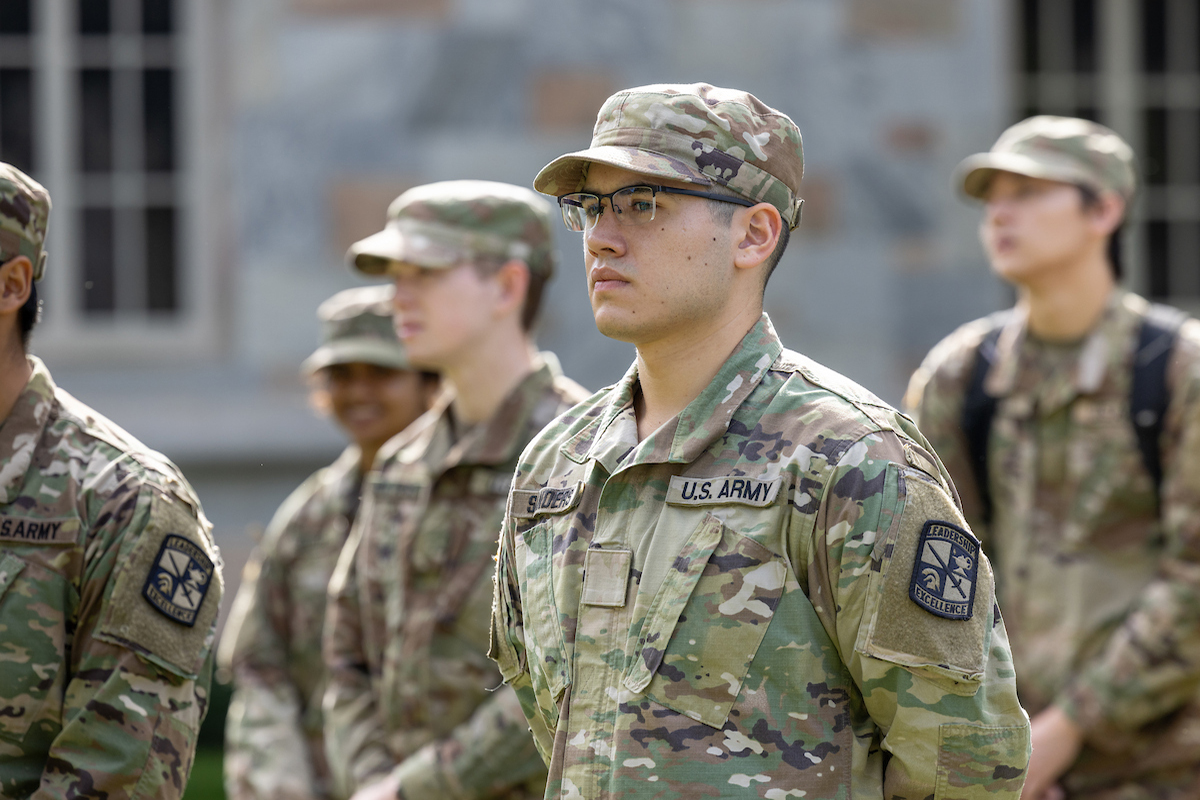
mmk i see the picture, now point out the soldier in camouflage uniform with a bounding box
[906,118,1200,799]
[489,83,1031,799]
[220,285,439,800]
[323,181,589,800]
[0,162,223,797]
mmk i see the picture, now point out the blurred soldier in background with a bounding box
[323,180,588,800]
[0,162,222,797]
[906,117,1200,799]
[490,83,1030,800]
[220,285,439,800]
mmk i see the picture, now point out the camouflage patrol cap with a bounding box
[0,162,51,281]
[301,284,411,375]
[348,180,556,279]
[957,115,1136,201]
[533,83,805,229]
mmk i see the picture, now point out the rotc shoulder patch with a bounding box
[142,534,215,627]
[909,520,979,620]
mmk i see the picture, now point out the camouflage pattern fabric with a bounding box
[0,162,51,280]
[906,289,1200,798]
[0,357,222,798]
[220,446,362,800]
[349,180,557,279]
[324,355,588,799]
[491,315,1030,800]
[955,115,1136,201]
[533,83,805,229]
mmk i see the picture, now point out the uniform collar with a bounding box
[985,288,1141,403]
[563,314,783,473]
[0,357,57,505]
[421,352,563,474]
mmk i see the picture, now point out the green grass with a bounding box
[183,676,231,799]
[185,749,225,800]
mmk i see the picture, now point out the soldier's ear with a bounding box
[490,258,531,322]
[732,204,782,273]
[0,255,33,314]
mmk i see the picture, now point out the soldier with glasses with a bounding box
[489,83,1031,800]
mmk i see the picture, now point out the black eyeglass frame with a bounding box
[557,183,756,231]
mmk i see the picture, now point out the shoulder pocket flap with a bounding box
[858,467,990,687]
[96,492,224,679]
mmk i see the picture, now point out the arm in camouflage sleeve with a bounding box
[488,498,556,766]
[799,432,1029,799]
[220,514,321,800]
[37,485,221,800]
[322,519,393,796]
[1058,338,1200,737]
[387,683,546,799]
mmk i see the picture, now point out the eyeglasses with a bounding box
[557,184,755,232]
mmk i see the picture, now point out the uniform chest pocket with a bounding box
[623,513,786,729]
[514,521,571,707]
[0,551,72,742]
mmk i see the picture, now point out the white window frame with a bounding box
[26,0,223,363]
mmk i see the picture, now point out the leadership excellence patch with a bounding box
[909,520,979,620]
[143,534,214,627]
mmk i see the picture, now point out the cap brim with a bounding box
[346,226,465,275]
[955,152,1103,199]
[301,339,411,374]
[533,144,713,196]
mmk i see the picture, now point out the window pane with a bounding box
[82,207,115,313]
[1018,0,1038,72]
[1072,0,1096,72]
[1171,222,1200,297]
[80,69,112,172]
[145,206,176,311]
[0,0,31,34]
[0,68,33,173]
[143,68,173,171]
[142,0,170,34]
[1144,107,1168,186]
[1142,0,1167,73]
[1147,221,1170,299]
[78,0,109,34]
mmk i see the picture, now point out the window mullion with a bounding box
[35,0,79,329]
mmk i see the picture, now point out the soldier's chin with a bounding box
[592,309,642,344]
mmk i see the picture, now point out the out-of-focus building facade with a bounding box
[1,0,1194,623]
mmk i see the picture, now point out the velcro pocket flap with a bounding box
[623,514,724,694]
[97,492,223,679]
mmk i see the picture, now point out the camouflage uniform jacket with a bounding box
[221,445,362,800]
[324,355,588,799]
[906,289,1200,797]
[491,315,1031,800]
[0,357,222,799]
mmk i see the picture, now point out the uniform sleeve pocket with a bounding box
[935,722,1030,799]
[624,513,786,729]
[95,491,223,679]
[857,466,991,692]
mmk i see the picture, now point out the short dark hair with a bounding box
[705,186,791,289]
[470,257,547,332]
[1078,184,1124,281]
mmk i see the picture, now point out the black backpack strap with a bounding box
[1130,303,1188,497]
[961,317,1007,524]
